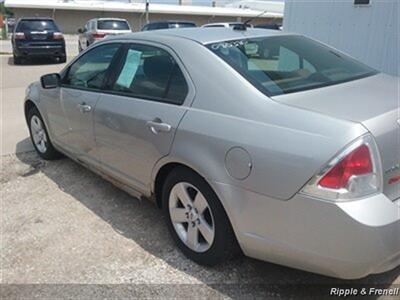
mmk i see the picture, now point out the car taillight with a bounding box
[93,33,106,39]
[318,145,372,189]
[301,134,382,201]
[14,32,25,40]
[53,32,64,40]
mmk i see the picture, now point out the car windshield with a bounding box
[98,20,130,30]
[17,20,58,31]
[207,35,377,96]
[170,23,196,28]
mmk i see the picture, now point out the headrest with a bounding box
[143,55,174,80]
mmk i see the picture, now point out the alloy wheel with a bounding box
[30,115,48,153]
[169,182,215,253]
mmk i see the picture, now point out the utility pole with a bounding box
[145,0,149,24]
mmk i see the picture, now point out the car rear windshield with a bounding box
[169,22,196,28]
[97,20,130,30]
[16,20,58,32]
[206,35,377,96]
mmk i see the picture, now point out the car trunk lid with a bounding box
[273,73,400,201]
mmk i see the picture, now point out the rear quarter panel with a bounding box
[171,105,367,200]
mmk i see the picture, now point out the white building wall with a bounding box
[283,0,399,76]
[225,0,285,15]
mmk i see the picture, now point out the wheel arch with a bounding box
[24,98,54,143]
[152,160,206,209]
[24,99,38,123]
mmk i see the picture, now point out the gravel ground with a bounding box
[1,152,399,299]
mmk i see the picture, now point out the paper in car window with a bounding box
[116,49,142,88]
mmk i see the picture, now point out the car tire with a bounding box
[162,166,240,266]
[27,106,62,160]
[13,55,22,65]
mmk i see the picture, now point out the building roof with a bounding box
[107,27,287,45]
[5,0,283,18]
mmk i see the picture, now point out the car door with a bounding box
[94,42,194,192]
[58,42,122,166]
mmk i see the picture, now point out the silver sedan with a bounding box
[24,28,400,279]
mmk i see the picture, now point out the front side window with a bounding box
[109,44,188,105]
[207,35,377,96]
[63,44,120,90]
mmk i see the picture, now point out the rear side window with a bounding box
[89,21,96,31]
[97,20,130,30]
[63,44,121,90]
[109,44,188,105]
[17,20,58,31]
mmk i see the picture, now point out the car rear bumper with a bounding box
[213,182,400,279]
[14,45,66,57]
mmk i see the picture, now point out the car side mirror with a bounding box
[41,73,61,89]
[78,28,84,34]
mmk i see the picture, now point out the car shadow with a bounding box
[13,143,400,298]
[7,56,64,66]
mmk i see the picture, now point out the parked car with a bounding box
[202,22,253,28]
[141,21,196,31]
[6,17,16,33]
[78,18,132,52]
[254,23,282,30]
[12,18,66,64]
[25,28,400,279]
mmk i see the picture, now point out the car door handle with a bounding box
[77,103,92,113]
[146,119,172,135]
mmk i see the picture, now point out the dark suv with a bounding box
[12,18,66,64]
[141,21,196,31]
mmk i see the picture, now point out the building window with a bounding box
[354,0,370,5]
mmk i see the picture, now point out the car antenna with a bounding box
[233,10,269,31]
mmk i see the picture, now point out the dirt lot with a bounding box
[1,151,399,298]
[0,46,399,298]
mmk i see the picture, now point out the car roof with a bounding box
[95,18,128,21]
[146,20,196,24]
[204,22,243,26]
[18,17,55,21]
[109,27,288,45]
